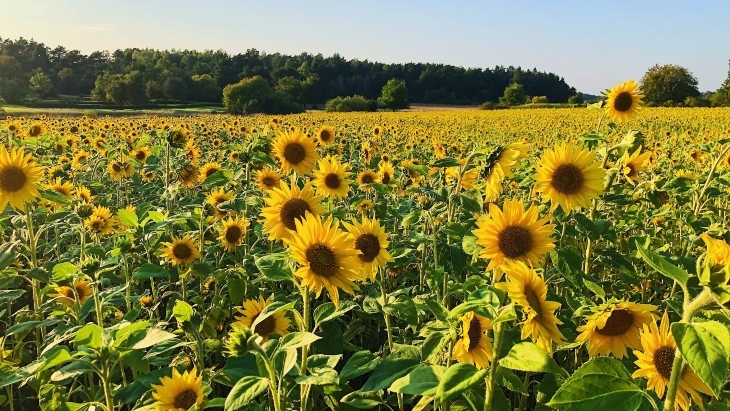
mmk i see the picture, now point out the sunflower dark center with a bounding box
[613,92,634,112]
[135,151,146,160]
[225,226,243,244]
[262,177,276,187]
[356,233,381,263]
[305,244,338,277]
[112,163,122,172]
[654,346,676,380]
[467,316,482,350]
[361,174,374,185]
[381,172,391,185]
[29,126,42,136]
[525,287,543,316]
[498,226,533,259]
[0,166,27,192]
[550,164,584,195]
[280,198,310,230]
[283,142,306,165]
[206,168,219,178]
[324,173,341,189]
[91,220,103,230]
[624,164,637,178]
[253,314,276,337]
[173,388,198,410]
[596,309,634,336]
[320,130,332,141]
[172,243,193,260]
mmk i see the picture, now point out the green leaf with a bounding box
[133,263,170,279]
[671,321,730,396]
[404,163,429,175]
[431,157,461,168]
[448,300,495,320]
[74,324,103,349]
[389,364,445,395]
[499,342,568,377]
[340,351,382,381]
[252,301,295,335]
[126,328,176,350]
[423,298,449,322]
[295,367,339,385]
[277,332,321,351]
[254,252,294,282]
[314,300,358,327]
[361,356,419,392]
[434,363,487,406]
[173,300,194,323]
[340,391,383,409]
[224,376,268,411]
[548,357,644,411]
[118,209,138,227]
[52,262,78,279]
[636,242,689,287]
[228,278,247,305]
[41,189,71,205]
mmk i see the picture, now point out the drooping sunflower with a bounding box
[472,199,555,274]
[270,128,319,175]
[284,213,361,306]
[605,80,644,122]
[453,312,493,370]
[132,147,151,163]
[0,146,44,210]
[621,146,653,185]
[534,143,606,212]
[218,217,250,252]
[260,178,325,242]
[75,186,93,203]
[342,216,394,282]
[446,159,480,191]
[632,313,712,411]
[84,205,115,236]
[312,156,353,199]
[255,167,282,191]
[317,125,336,146]
[700,233,730,267]
[205,188,234,210]
[483,142,529,202]
[48,178,74,199]
[178,164,200,188]
[378,161,395,185]
[151,366,205,411]
[498,262,565,352]
[357,170,379,191]
[53,278,93,307]
[199,162,223,182]
[107,159,134,181]
[576,299,657,358]
[232,296,291,342]
[161,234,202,266]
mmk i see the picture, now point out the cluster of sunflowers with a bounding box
[0,79,729,411]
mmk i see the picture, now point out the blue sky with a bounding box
[1,0,728,94]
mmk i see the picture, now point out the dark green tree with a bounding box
[29,71,53,96]
[163,77,188,100]
[223,75,272,114]
[275,76,305,105]
[191,74,221,102]
[378,78,409,110]
[640,64,700,106]
[499,83,527,106]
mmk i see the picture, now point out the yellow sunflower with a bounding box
[48,177,74,199]
[270,128,319,175]
[161,234,202,266]
[75,186,93,203]
[132,147,151,163]
[72,150,91,171]
[472,198,555,275]
[312,156,353,199]
[232,296,291,342]
[700,233,730,267]
[446,159,479,191]
[317,125,336,146]
[53,278,93,307]
[199,162,223,182]
[378,161,396,185]
[576,299,657,358]
[218,217,250,252]
[178,164,200,188]
[260,178,325,242]
[356,199,374,213]
[107,159,134,181]
[151,366,205,411]
[357,170,379,191]
[84,205,115,236]
[255,167,283,191]
[0,146,44,210]
[284,213,361,306]
[25,122,47,138]
[621,146,653,185]
[484,142,529,202]
[205,188,234,210]
[453,312,493,370]
[605,80,644,122]
[342,216,394,282]
[632,313,712,411]
[534,142,606,212]
[497,262,565,352]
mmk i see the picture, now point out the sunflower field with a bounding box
[1,82,730,411]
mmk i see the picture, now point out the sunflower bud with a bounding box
[225,327,260,357]
[115,237,134,254]
[75,203,95,218]
[79,256,102,277]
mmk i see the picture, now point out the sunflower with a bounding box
[534,143,606,212]
[107,159,134,181]
[205,188,234,210]
[453,312,493,370]
[632,313,712,411]
[53,278,93,307]
[372,125,382,138]
[312,156,353,199]
[342,216,394,282]
[285,213,361,306]
[199,162,223,182]
[378,161,395,185]
[84,205,115,236]
[483,142,529,202]
[361,142,373,163]
[576,299,657,358]
[700,233,730,267]
[271,128,318,175]
[72,150,91,171]
[472,199,555,274]
[357,170,379,191]
[621,146,653,185]
[48,178,74,199]
[232,296,291,342]
[446,159,479,191]
[255,168,282,191]
[218,217,250,252]
[151,366,205,411]
[356,199,374,213]
[260,178,325,242]
[133,147,151,163]
[228,151,240,163]
[25,122,47,138]
[75,186,93,203]
[688,149,704,165]
[317,125,336,146]
[184,139,201,163]
[498,262,565,352]
[161,234,202,266]
[178,164,200,188]
[141,170,155,182]
[605,80,644,122]
[0,146,44,210]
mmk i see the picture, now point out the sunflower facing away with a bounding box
[0,146,44,210]
[151,366,205,411]
[161,234,202,266]
[483,142,529,202]
[575,299,657,358]
[472,198,555,275]
[284,213,361,306]
[497,262,565,352]
[312,156,353,199]
[260,178,325,242]
[218,217,250,252]
[632,313,712,411]
[232,295,291,342]
[53,278,93,307]
[621,146,653,185]
[605,80,644,122]
[271,128,319,175]
[534,142,606,212]
[453,312,493,370]
[342,216,394,282]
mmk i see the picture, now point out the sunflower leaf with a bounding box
[251,300,295,332]
[224,376,268,411]
[434,362,487,406]
[313,300,358,327]
[671,321,730,397]
[340,351,382,382]
[635,242,689,287]
[499,342,568,377]
[254,252,294,282]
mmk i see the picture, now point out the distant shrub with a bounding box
[567,93,584,104]
[479,101,502,110]
[325,95,378,112]
[223,76,303,115]
[531,96,549,104]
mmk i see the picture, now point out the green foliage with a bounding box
[640,64,700,106]
[191,74,221,102]
[499,83,528,106]
[275,76,305,105]
[567,92,584,104]
[162,76,188,101]
[325,95,378,112]
[91,71,146,106]
[28,71,53,97]
[378,78,409,110]
[531,95,549,104]
[222,76,303,115]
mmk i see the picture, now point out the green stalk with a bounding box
[484,322,505,411]
[379,268,394,351]
[300,288,311,411]
[101,367,115,411]
[93,282,104,327]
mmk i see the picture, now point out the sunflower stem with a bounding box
[101,366,114,411]
[692,144,730,216]
[300,288,311,411]
[93,282,104,328]
[379,268,394,352]
[484,321,505,411]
